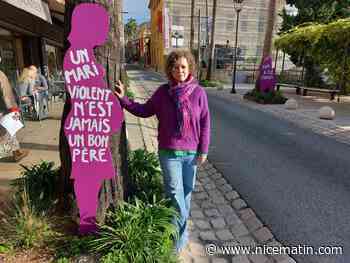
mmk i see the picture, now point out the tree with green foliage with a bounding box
[281,0,350,31]
[280,0,350,87]
[276,19,350,93]
[124,18,138,41]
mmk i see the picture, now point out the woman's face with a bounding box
[28,68,37,80]
[171,57,190,83]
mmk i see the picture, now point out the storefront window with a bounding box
[0,28,18,88]
[45,44,63,81]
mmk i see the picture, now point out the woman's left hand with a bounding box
[197,154,207,166]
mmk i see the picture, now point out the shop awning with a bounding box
[3,0,53,24]
[0,0,64,47]
[48,0,65,15]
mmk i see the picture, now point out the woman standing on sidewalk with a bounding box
[115,50,210,252]
[0,56,29,162]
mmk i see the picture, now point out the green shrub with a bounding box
[128,149,164,203]
[89,199,178,263]
[344,83,350,95]
[199,79,223,88]
[244,88,287,104]
[200,80,225,90]
[0,243,11,253]
[11,161,60,214]
[55,257,70,263]
[54,235,95,260]
[0,192,55,249]
[199,80,209,86]
[126,90,136,100]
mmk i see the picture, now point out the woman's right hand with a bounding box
[114,80,125,99]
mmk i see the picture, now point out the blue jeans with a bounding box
[159,153,198,252]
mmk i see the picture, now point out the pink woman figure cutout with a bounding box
[259,56,276,92]
[63,3,123,234]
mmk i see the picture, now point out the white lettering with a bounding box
[68,134,84,147]
[64,69,77,84]
[76,67,87,81]
[72,148,80,162]
[69,49,90,65]
[82,64,96,78]
[73,101,85,116]
[87,134,109,147]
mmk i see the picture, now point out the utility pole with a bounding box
[206,0,217,80]
[197,8,201,79]
[231,8,240,93]
[190,0,195,51]
[206,0,209,48]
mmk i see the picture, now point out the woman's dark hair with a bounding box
[165,50,196,80]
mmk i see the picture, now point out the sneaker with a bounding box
[12,149,29,162]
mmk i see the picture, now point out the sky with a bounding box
[123,0,150,24]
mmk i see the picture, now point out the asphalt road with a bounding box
[206,90,350,263]
[128,66,349,263]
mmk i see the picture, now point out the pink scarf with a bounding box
[168,75,197,138]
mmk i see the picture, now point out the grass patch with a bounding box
[0,192,56,250]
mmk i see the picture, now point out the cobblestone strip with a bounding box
[125,71,296,263]
[186,164,298,263]
[125,80,158,152]
[208,89,350,146]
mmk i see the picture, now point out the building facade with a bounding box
[149,0,286,71]
[138,22,151,65]
[0,0,65,87]
[148,0,166,71]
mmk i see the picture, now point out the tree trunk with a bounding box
[58,0,127,223]
[262,0,277,59]
[255,0,276,90]
[206,0,217,81]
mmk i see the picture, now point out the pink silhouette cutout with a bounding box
[259,56,276,92]
[63,3,123,234]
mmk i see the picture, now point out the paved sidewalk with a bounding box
[0,101,62,195]
[124,69,296,263]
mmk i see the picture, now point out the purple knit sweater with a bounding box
[119,82,210,154]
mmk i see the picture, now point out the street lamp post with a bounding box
[231,0,244,94]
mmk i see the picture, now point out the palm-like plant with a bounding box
[127,149,164,202]
[89,198,179,263]
[11,161,60,214]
